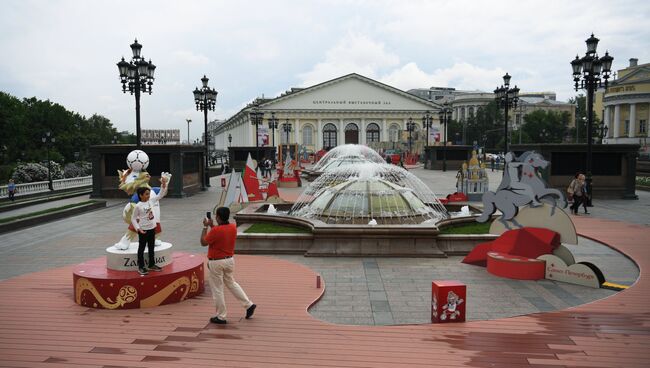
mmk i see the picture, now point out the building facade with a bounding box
[213,74,442,153]
[141,129,181,145]
[595,58,650,149]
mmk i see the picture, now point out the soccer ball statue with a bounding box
[126,150,149,172]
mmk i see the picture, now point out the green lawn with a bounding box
[438,221,491,235]
[244,223,310,234]
[0,200,98,224]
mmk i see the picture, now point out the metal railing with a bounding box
[0,176,92,198]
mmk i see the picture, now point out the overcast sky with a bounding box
[2,0,649,141]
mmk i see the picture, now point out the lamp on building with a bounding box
[571,33,613,204]
[406,117,415,155]
[228,133,232,147]
[193,75,218,188]
[41,131,55,191]
[438,102,453,172]
[494,73,519,155]
[268,112,279,147]
[117,39,156,148]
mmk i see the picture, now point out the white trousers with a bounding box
[208,258,253,319]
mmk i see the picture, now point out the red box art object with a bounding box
[431,280,466,323]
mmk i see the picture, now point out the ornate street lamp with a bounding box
[41,131,55,191]
[117,39,156,148]
[438,102,453,172]
[186,118,192,144]
[422,111,433,147]
[571,33,613,204]
[283,120,292,144]
[494,73,520,154]
[406,117,415,155]
[193,75,218,188]
[249,104,264,162]
[268,112,279,147]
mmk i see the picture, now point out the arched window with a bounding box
[388,123,400,143]
[344,123,359,144]
[302,125,313,145]
[469,106,474,117]
[323,123,337,149]
[366,123,380,143]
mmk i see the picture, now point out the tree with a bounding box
[567,95,587,143]
[465,102,503,150]
[522,110,570,143]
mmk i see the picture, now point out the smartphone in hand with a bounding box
[206,211,211,220]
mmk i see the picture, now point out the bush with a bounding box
[63,161,91,178]
[637,176,650,186]
[11,161,64,183]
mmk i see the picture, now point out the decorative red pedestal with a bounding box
[431,280,466,323]
[73,252,204,309]
[486,251,546,280]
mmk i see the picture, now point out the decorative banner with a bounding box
[537,254,603,288]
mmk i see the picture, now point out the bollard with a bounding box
[431,280,466,323]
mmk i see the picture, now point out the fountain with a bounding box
[304,144,386,180]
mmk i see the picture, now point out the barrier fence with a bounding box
[0,176,92,198]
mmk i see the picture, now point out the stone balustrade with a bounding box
[0,176,92,198]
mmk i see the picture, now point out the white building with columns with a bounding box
[596,58,650,150]
[213,74,442,152]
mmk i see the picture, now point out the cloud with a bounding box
[170,50,210,66]
[381,62,508,92]
[298,33,400,86]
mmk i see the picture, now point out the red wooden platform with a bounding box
[73,252,205,309]
[0,217,649,367]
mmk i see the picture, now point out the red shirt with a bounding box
[204,223,237,259]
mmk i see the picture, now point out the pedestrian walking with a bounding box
[580,174,590,214]
[201,207,256,324]
[567,173,584,215]
[490,157,495,172]
[7,179,16,201]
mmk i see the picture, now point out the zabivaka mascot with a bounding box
[113,150,172,250]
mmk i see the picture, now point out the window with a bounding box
[302,125,313,145]
[625,120,630,135]
[469,107,474,117]
[366,123,380,143]
[389,124,400,143]
[323,123,337,149]
[640,120,647,134]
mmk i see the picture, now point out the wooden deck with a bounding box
[0,217,649,367]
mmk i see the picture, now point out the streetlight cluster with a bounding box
[421,111,433,147]
[194,75,218,188]
[283,119,292,144]
[42,131,55,191]
[571,33,613,204]
[438,102,453,172]
[116,39,156,147]
[249,105,264,150]
[494,73,520,154]
[406,117,416,154]
[268,112,279,147]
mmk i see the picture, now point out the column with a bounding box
[360,118,366,145]
[295,118,300,145]
[248,118,254,146]
[382,118,387,144]
[603,106,611,138]
[629,104,636,138]
[613,104,621,138]
[316,119,322,151]
[339,120,344,146]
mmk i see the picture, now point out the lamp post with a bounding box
[283,121,292,145]
[494,73,520,154]
[268,112,279,147]
[228,133,232,147]
[249,104,264,162]
[186,119,192,144]
[571,33,613,204]
[406,117,415,155]
[193,75,218,188]
[422,111,432,147]
[116,39,156,148]
[111,135,118,144]
[41,131,55,191]
[597,122,609,144]
[439,102,453,172]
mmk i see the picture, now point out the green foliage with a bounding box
[244,223,310,234]
[0,91,123,168]
[465,101,503,149]
[439,221,491,234]
[64,161,92,178]
[522,110,570,143]
[11,161,63,183]
[636,176,650,186]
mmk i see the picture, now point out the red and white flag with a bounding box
[266,180,280,199]
[243,153,264,201]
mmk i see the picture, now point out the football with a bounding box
[126,150,150,172]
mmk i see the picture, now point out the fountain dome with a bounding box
[313,144,385,172]
[290,163,448,224]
